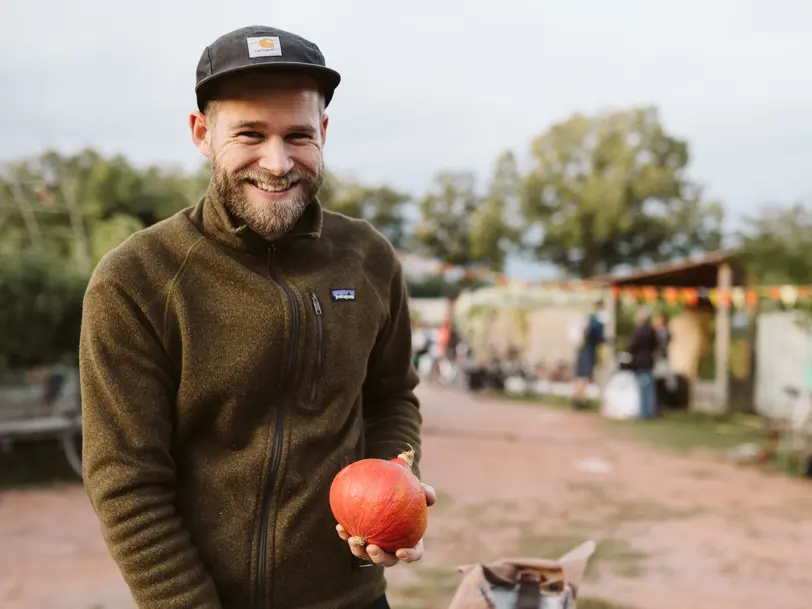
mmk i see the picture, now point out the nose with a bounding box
[257,136,294,176]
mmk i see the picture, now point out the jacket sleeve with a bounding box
[79,276,223,609]
[626,325,642,355]
[362,257,424,478]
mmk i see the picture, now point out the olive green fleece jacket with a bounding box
[79,186,423,609]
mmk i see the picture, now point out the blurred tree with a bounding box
[0,148,210,369]
[0,149,416,369]
[405,275,490,299]
[320,173,412,250]
[521,106,724,278]
[415,168,513,275]
[735,202,812,285]
[0,148,207,269]
[471,151,522,271]
[0,250,88,370]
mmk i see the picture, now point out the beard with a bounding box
[211,155,323,240]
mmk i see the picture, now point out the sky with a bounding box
[1,0,810,278]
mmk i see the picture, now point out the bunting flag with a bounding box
[394,252,812,309]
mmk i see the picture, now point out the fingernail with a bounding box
[396,550,408,560]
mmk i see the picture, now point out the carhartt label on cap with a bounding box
[246,36,282,58]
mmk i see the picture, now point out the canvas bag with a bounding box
[447,540,595,609]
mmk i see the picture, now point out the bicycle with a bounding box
[0,366,82,479]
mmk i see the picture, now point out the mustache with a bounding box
[233,168,315,189]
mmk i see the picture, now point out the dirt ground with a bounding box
[2,384,811,609]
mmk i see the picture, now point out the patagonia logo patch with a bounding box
[330,289,356,302]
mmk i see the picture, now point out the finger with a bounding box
[335,524,350,541]
[396,546,424,563]
[421,483,437,507]
[348,537,371,561]
[366,544,399,567]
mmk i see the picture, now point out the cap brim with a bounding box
[195,62,342,111]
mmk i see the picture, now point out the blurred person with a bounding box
[652,310,677,407]
[572,300,606,409]
[78,25,434,609]
[652,310,671,352]
[412,323,431,367]
[436,319,452,359]
[627,306,661,419]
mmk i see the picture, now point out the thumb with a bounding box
[421,483,437,506]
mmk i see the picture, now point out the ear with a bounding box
[189,111,213,158]
[320,113,329,147]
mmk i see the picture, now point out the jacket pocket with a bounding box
[308,292,324,405]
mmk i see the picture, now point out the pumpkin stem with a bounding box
[351,536,367,547]
[397,446,416,468]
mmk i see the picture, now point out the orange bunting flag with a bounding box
[681,288,698,306]
[642,286,659,302]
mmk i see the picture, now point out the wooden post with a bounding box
[715,263,732,413]
[605,287,617,362]
[606,287,618,349]
[596,287,617,386]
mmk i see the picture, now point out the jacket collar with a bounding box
[197,181,323,254]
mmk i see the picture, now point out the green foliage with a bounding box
[0,149,209,370]
[735,202,812,285]
[0,150,418,369]
[0,250,89,370]
[406,275,491,299]
[415,170,481,267]
[319,173,412,250]
[416,160,517,274]
[471,151,522,270]
[0,148,208,270]
[520,106,724,278]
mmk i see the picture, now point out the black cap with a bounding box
[195,25,341,112]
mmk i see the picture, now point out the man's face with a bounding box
[190,73,328,240]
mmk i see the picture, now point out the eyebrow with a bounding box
[231,120,268,131]
[288,124,317,135]
[230,120,317,135]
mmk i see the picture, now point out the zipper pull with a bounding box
[311,293,322,315]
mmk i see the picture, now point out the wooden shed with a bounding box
[590,251,750,413]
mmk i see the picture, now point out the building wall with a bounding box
[409,298,450,327]
[754,311,810,419]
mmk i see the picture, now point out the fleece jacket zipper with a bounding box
[256,244,300,609]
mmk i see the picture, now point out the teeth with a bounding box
[254,182,289,193]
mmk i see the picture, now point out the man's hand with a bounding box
[336,482,436,567]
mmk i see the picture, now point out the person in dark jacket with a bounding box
[627,306,661,418]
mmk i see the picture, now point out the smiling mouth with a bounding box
[246,179,298,194]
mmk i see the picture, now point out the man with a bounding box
[571,300,606,409]
[626,306,660,419]
[79,25,434,609]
